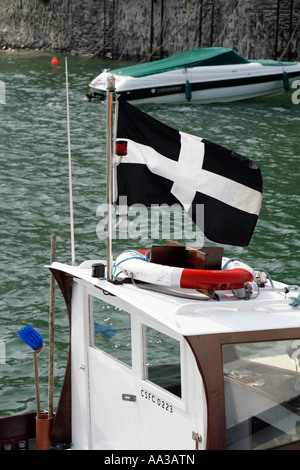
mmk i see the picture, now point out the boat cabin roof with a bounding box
[49,260,300,337]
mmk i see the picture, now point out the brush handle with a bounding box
[33,351,41,418]
[48,233,56,418]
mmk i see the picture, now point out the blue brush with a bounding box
[18,325,44,417]
[18,325,44,352]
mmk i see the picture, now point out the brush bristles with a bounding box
[18,325,44,351]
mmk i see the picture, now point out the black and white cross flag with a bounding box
[115,100,263,246]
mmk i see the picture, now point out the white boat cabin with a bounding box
[49,245,300,451]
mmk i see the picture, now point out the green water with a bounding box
[0,51,300,418]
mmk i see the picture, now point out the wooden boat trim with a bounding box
[0,412,36,450]
[48,268,73,444]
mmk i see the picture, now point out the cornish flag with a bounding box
[115,100,263,246]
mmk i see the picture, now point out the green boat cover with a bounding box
[108,48,298,78]
[251,59,298,66]
[110,48,249,77]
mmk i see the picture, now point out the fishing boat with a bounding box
[88,47,300,104]
[2,70,300,452]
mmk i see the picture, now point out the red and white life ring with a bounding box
[114,250,255,291]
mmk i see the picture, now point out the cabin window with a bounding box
[89,296,132,368]
[223,339,300,450]
[144,326,181,398]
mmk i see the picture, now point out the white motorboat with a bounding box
[88,47,300,104]
[2,73,300,453]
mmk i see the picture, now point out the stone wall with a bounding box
[0,0,299,61]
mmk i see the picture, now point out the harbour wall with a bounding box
[0,0,299,61]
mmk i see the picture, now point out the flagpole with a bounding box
[106,75,115,281]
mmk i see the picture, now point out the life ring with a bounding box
[114,250,255,291]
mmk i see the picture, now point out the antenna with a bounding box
[65,57,75,266]
[106,75,116,281]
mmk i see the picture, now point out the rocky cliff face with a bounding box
[0,0,299,61]
[0,0,104,54]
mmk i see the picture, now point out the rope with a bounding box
[289,293,300,308]
[86,22,121,60]
[279,16,300,61]
[138,0,210,64]
[222,258,275,289]
[287,285,300,308]
[252,268,274,289]
[83,1,299,64]
[212,0,245,47]
[118,33,134,62]
[239,0,247,56]
[113,250,150,279]
[222,257,244,269]
[130,275,218,301]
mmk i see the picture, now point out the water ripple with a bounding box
[0,51,300,417]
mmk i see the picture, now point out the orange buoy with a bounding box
[52,57,58,65]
